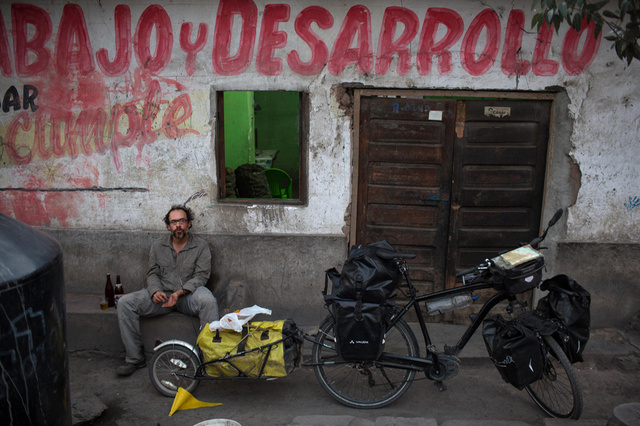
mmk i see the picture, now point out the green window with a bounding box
[216,91,308,203]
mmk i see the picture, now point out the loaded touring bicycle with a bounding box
[149,209,590,419]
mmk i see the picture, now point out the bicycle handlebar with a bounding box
[456,266,479,277]
[529,208,563,249]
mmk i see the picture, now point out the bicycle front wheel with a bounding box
[312,314,419,409]
[525,335,583,419]
[149,344,201,397]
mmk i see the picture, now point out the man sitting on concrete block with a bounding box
[116,204,219,377]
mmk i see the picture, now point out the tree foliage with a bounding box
[531,0,640,65]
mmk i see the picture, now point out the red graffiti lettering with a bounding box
[51,112,78,158]
[34,114,50,160]
[4,87,199,170]
[141,79,163,144]
[212,0,257,76]
[135,5,173,74]
[532,22,559,76]
[110,103,139,169]
[55,4,94,75]
[0,5,604,79]
[256,4,290,76]
[162,94,198,139]
[12,4,52,76]
[96,5,132,77]
[461,9,501,76]
[329,5,372,76]
[69,110,108,156]
[180,22,208,77]
[562,18,602,76]
[287,6,333,76]
[111,104,138,146]
[5,111,32,165]
[501,10,531,76]
[375,7,419,76]
[417,8,463,76]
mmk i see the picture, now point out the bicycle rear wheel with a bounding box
[525,335,583,419]
[149,344,201,397]
[312,314,419,409]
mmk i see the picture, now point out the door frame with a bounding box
[349,88,557,249]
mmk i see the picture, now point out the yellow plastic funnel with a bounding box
[169,387,222,416]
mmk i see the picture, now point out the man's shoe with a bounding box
[117,361,146,377]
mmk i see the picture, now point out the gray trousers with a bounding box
[117,287,219,364]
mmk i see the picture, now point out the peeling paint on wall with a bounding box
[0,0,636,244]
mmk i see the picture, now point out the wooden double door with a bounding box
[356,94,552,297]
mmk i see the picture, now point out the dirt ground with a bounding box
[69,347,640,426]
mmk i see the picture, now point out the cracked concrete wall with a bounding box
[563,66,640,243]
[0,1,638,322]
[0,0,637,240]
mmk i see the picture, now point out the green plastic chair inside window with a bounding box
[264,168,293,199]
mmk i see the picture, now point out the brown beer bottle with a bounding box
[114,275,124,308]
[105,273,115,307]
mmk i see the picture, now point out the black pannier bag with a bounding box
[332,300,386,361]
[482,315,546,390]
[536,275,591,363]
[323,240,401,361]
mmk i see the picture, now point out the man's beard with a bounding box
[172,229,188,240]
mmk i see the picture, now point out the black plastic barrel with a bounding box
[0,213,71,425]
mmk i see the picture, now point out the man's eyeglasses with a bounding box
[169,219,188,225]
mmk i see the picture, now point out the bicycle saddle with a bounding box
[376,249,416,260]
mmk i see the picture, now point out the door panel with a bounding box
[446,99,551,288]
[356,95,551,299]
[357,97,457,294]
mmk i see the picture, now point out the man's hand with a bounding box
[152,289,190,307]
[161,291,182,308]
[152,291,169,305]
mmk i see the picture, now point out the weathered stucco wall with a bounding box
[0,0,637,238]
[0,1,638,324]
[564,67,640,243]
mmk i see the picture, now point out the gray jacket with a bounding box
[146,234,212,297]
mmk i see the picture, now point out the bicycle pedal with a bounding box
[434,381,447,392]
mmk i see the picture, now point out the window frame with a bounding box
[215,90,309,205]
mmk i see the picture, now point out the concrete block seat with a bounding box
[66,279,255,356]
[66,293,203,357]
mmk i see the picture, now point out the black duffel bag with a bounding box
[482,314,547,390]
[536,275,591,363]
[324,240,401,304]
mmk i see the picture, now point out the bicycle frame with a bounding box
[380,259,516,374]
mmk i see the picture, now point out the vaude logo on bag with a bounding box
[350,339,370,345]
[493,355,536,373]
[493,355,515,367]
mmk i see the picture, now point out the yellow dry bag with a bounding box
[197,320,300,378]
